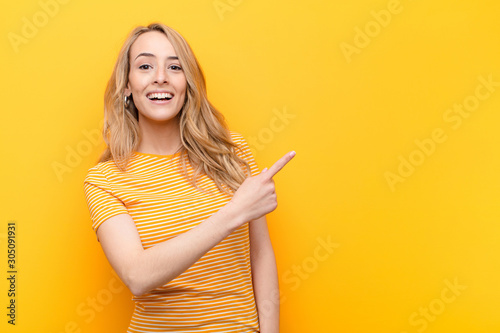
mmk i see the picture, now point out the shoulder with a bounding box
[228,131,252,153]
[229,131,252,152]
[229,131,246,145]
[83,160,119,186]
[228,131,260,174]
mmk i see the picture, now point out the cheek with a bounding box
[129,73,148,92]
[176,71,187,87]
[178,78,187,96]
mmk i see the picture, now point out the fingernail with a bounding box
[290,151,296,157]
[262,167,268,172]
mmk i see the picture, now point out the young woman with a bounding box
[83,23,295,332]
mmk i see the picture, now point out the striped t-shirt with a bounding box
[83,132,260,332]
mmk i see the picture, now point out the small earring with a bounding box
[124,95,130,108]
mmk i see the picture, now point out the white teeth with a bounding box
[147,92,173,99]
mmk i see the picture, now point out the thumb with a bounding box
[261,167,268,173]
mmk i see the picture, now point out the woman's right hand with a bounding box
[95,150,295,297]
[225,151,296,226]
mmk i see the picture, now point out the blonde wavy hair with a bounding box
[99,22,250,194]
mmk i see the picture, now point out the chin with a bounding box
[140,111,181,123]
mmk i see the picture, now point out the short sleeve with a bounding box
[83,165,128,238]
[230,132,260,177]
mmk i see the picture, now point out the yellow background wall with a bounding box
[1,0,499,332]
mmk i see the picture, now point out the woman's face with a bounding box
[125,31,187,125]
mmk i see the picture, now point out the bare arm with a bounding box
[250,216,280,333]
[96,151,296,297]
[97,204,242,297]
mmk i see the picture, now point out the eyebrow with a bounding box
[134,53,179,61]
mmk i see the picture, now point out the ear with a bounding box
[124,82,131,97]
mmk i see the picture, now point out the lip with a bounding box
[147,89,174,94]
[148,98,172,105]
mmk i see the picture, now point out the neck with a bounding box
[136,115,182,156]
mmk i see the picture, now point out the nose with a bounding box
[154,66,168,84]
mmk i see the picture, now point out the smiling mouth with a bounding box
[147,92,174,101]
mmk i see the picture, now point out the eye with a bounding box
[139,64,152,70]
[169,64,182,71]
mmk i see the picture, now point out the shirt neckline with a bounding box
[132,151,182,159]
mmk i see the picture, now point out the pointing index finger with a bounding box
[263,151,296,179]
